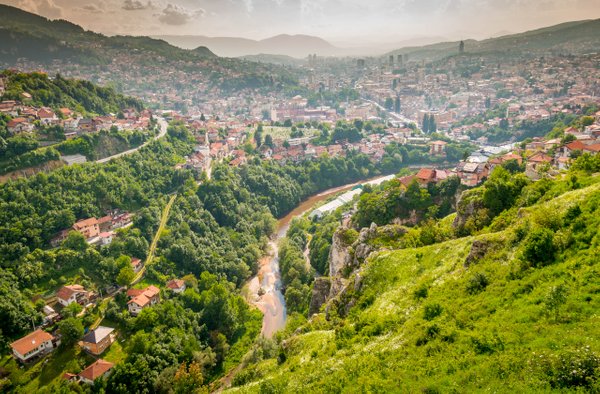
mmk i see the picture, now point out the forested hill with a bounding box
[386,19,600,61]
[0,5,297,95]
[1,70,143,115]
[0,4,215,64]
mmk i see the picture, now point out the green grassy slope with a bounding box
[228,177,600,392]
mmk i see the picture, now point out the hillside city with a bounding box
[0,2,599,393]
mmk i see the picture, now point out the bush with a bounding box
[413,284,429,300]
[423,303,443,321]
[535,347,600,389]
[466,272,489,294]
[522,228,556,267]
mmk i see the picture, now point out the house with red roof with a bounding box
[78,359,114,384]
[37,107,57,125]
[11,330,56,363]
[7,117,34,134]
[166,279,186,294]
[72,218,100,239]
[127,285,160,315]
[57,285,88,307]
[415,168,436,184]
[429,140,447,156]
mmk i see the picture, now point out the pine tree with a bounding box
[422,114,430,133]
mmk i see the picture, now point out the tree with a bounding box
[174,362,206,394]
[200,113,206,121]
[384,97,394,111]
[0,270,39,343]
[254,130,262,147]
[523,228,556,267]
[459,40,465,54]
[116,265,135,287]
[58,317,83,346]
[422,114,430,133]
[430,116,437,133]
[264,134,274,148]
[62,231,87,252]
[62,302,83,319]
[545,284,568,322]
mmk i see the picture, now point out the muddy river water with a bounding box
[246,175,394,337]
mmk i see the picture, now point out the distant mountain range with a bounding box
[155,20,599,61]
[153,34,340,58]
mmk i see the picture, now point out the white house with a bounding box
[11,330,56,363]
[56,284,87,307]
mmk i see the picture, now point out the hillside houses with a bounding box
[50,211,133,247]
[127,286,160,315]
[0,98,151,137]
[10,330,58,363]
[56,284,90,307]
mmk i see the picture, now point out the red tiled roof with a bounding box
[416,168,435,181]
[11,330,54,355]
[56,285,85,302]
[166,279,185,290]
[73,218,98,230]
[79,359,114,381]
[565,140,586,151]
[583,144,600,152]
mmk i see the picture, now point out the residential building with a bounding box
[78,359,114,384]
[127,286,160,315]
[79,326,115,355]
[166,279,186,294]
[56,284,87,307]
[11,330,56,363]
[72,218,100,239]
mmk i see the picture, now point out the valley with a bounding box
[0,2,599,393]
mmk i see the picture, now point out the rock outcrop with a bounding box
[309,222,406,318]
[308,277,331,316]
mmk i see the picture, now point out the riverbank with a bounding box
[245,173,396,338]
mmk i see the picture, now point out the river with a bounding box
[246,174,394,338]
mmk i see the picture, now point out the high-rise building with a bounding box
[389,55,394,67]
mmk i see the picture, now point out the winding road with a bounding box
[95,117,169,164]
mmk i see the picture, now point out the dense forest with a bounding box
[1,71,144,115]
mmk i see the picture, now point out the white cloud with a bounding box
[122,0,153,11]
[156,3,205,25]
[12,0,63,18]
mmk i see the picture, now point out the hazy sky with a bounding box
[2,0,599,43]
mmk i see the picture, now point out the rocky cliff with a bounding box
[309,222,406,318]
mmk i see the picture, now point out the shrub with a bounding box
[522,228,556,267]
[466,272,489,294]
[413,284,429,300]
[423,303,443,321]
[535,347,600,389]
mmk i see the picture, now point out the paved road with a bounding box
[96,117,168,164]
